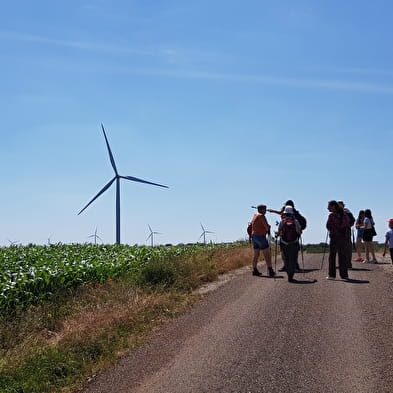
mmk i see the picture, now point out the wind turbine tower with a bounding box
[78,124,169,244]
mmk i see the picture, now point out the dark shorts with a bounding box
[363,229,374,242]
[252,234,269,250]
[357,229,364,239]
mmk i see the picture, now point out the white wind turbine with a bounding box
[88,227,103,245]
[198,223,214,245]
[146,224,161,247]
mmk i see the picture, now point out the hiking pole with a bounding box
[300,235,305,276]
[320,231,329,270]
[274,236,278,281]
[352,228,355,251]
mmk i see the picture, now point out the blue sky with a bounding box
[1,0,392,246]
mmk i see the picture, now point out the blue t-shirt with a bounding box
[385,229,393,248]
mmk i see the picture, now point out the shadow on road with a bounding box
[344,278,370,284]
[256,274,285,279]
[288,278,318,284]
[348,267,371,272]
[297,268,319,273]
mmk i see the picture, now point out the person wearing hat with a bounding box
[267,200,306,272]
[250,204,275,277]
[337,201,356,269]
[275,206,302,282]
[383,219,393,264]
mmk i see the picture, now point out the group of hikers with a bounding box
[248,199,393,283]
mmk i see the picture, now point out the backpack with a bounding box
[346,211,355,227]
[338,213,351,235]
[247,222,252,237]
[293,209,307,230]
[281,217,299,243]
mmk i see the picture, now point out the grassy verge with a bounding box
[0,243,252,393]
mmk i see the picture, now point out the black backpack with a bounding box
[345,211,355,227]
[293,209,307,230]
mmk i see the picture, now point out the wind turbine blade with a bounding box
[200,223,205,231]
[148,224,153,233]
[101,124,119,175]
[146,233,152,241]
[78,177,116,215]
[120,176,169,188]
[206,231,214,234]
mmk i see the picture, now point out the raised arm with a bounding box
[267,208,283,215]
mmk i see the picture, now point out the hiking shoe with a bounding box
[353,257,363,262]
[342,277,350,281]
[268,268,276,277]
[278,266,286,272]
[371,259,378,264]
[326,276,335,280]
[252,268,262,276]
[362,260,370,263]
[288,278,297,283]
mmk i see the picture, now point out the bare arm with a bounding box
[383,239,388,256]
[267,209,283,215]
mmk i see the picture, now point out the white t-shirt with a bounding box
[364,217,374,229]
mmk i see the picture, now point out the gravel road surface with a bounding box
[82,254,393,393]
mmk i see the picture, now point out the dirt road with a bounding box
[82,254,393,393]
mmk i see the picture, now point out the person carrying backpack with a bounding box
[268,200,307,272]
[326,200,350,281]
[275,206,302,282]
[338,201,356,269]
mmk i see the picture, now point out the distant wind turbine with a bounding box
[78,124,169,244]
[7,239,19,246]
[88,227,102,245]
[146,224,161,247]
[198,223,214,245]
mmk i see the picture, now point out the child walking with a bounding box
[383,219,393,264]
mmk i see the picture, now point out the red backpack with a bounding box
[281,217,299,242]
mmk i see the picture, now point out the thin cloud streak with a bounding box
[2,31,393,94]
[0,31,157,57]
[122,68,393,95]
[0,31,229,65]
[306,66,393,78]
